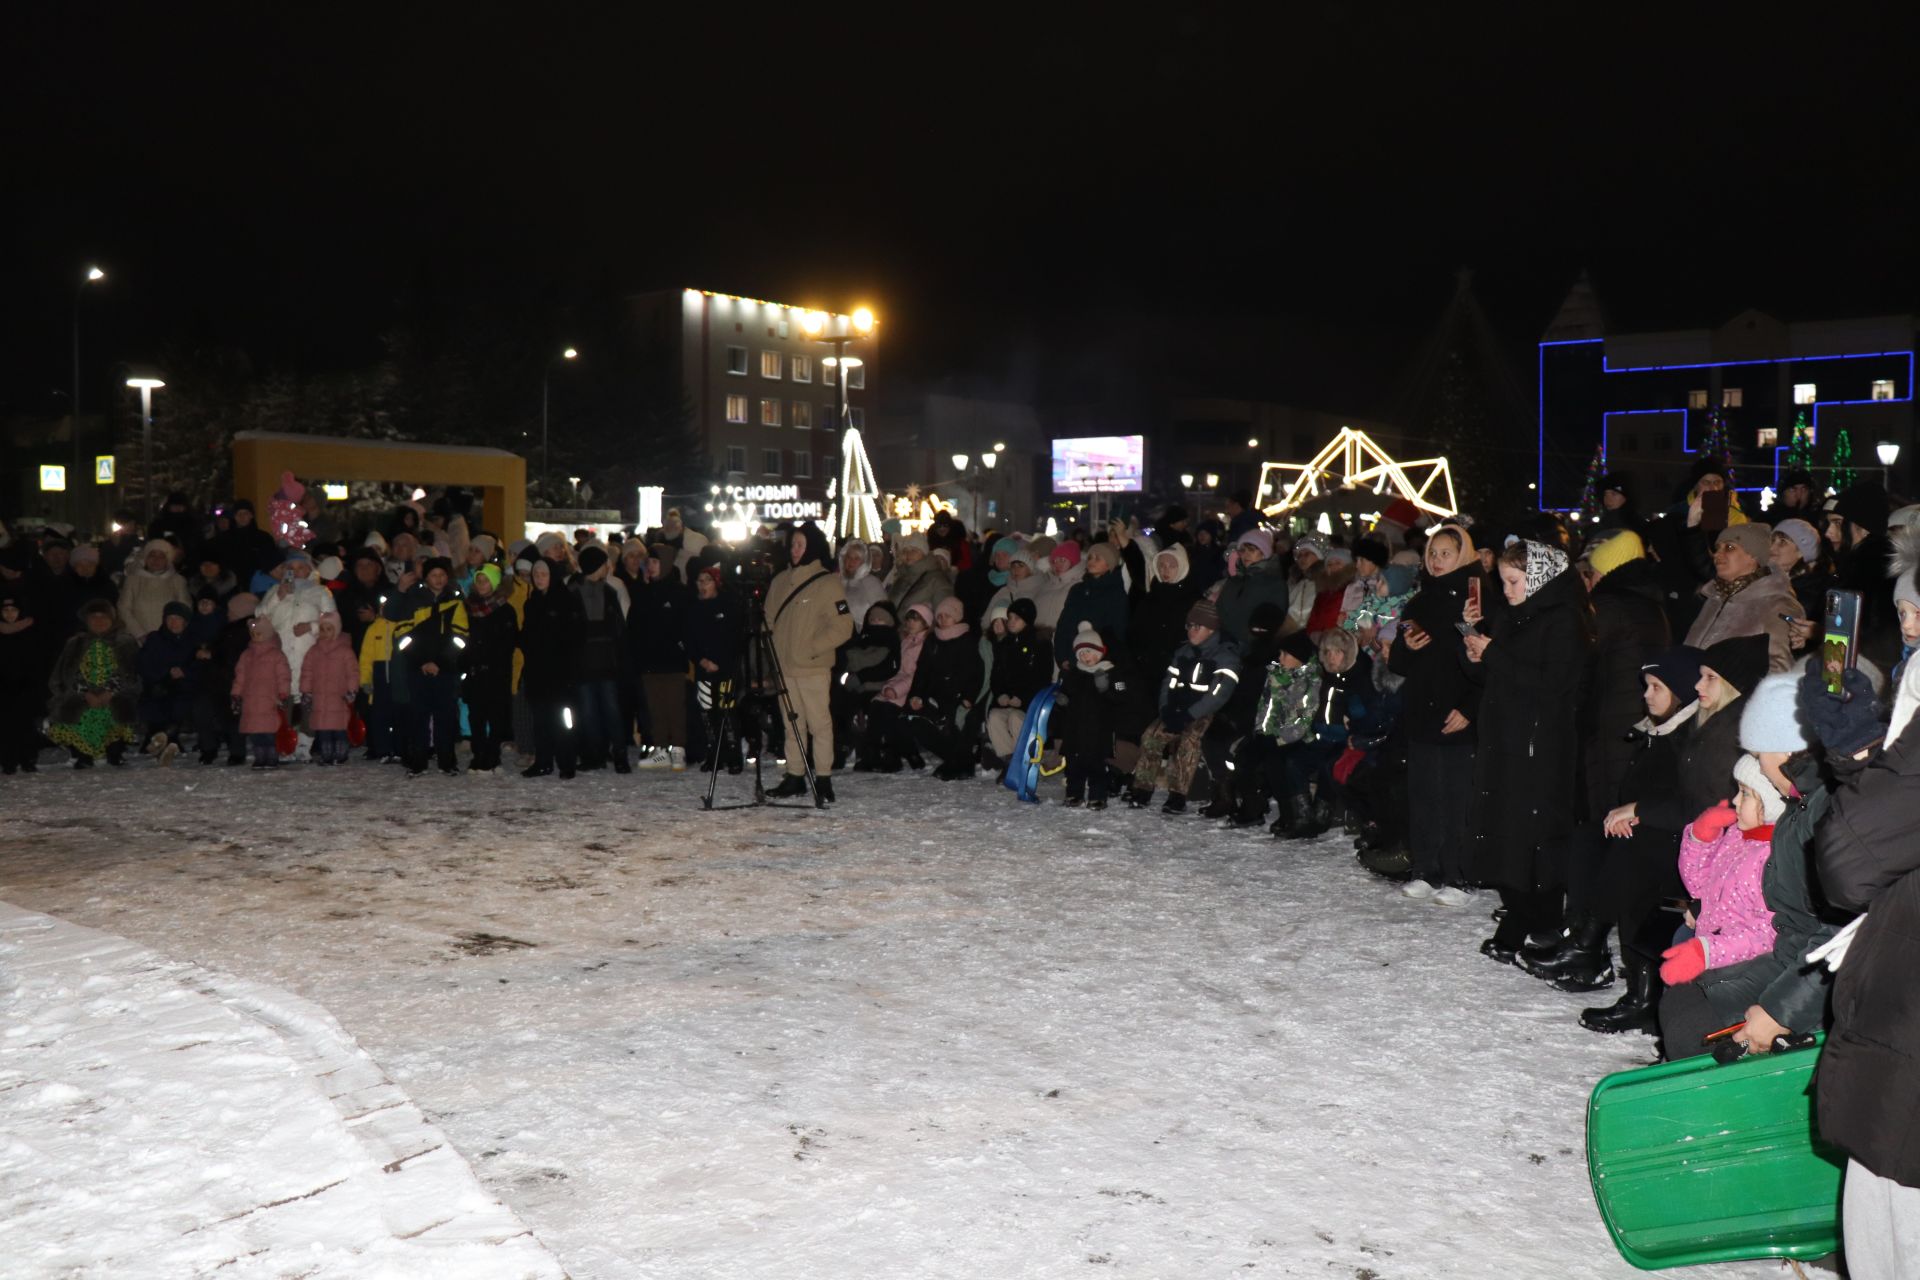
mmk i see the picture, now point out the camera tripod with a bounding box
[700,597,825,810]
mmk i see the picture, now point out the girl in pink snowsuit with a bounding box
[299,612,360,765]
[232,617,291,768]
[1660,753,1785,985]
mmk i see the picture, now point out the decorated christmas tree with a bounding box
[1578,443,1606,520]
[1831,427,1855,492]
[1699,409,1735,485]
[1785,411,1815,473]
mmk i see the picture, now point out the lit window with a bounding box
[1756,427,1779,447]
[1793,383,1817,405]
[760,399,782,427]
[848,406,866,430]
[1722,388,1743,408]
[791,401,812,429]
[1687,389,1708,410]
[761,350,782,379]
[763,449,782,476]
[790,355,812,383]
[726,346,748,376]
[847,364,866,389]
[1872,379,1895,401]
[725,394,748,424]
[793,451,812,479]
[823,362,837,387]
[725,445,747,474]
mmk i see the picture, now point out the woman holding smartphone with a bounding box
[1387,523,1487,904]
[1460,538,1596,961]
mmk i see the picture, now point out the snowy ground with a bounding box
[2,754,1804,1279]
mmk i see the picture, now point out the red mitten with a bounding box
[1660,938,1708,985]
[1691,800,1737,843]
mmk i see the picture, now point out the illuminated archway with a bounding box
[1256,427,1457,519]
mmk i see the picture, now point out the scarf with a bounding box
[1518,540,1569,598]
[934,620,969,641]
[1709,568,1768,601]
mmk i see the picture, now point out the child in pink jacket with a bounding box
[1660,753,1786,985]
[299,612,360,766]
[232,617,291,769]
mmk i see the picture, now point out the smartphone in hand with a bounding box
[1823,588,1862,698]
[1700,489,1731,533]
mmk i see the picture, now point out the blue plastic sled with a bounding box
[1001,683,1060,803]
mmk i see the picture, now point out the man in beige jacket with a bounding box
[765,522,854,803]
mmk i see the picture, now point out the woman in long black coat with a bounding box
[1462,539,1595,958]
[516,559,582,778]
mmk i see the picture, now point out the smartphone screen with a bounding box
[1823,589,1862,698]
[1700,489,1731,533]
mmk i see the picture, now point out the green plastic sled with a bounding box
[1586,1035,1844,1270]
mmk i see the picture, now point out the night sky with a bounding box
[7,8,1918,420]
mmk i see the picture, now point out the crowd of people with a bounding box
[3,460,1919,1269]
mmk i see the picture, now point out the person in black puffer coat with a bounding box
[1130,543,1199,695]
[905,596,985,779]
[1463,540,1595,958]
[1057,622,1133,807]
[626,556,692,757]
[517,559,582,778]
[461,565,519,772]
[1812,662,1920,1270]
[1560,648,1703,1031]
[1388,523,1487,895]
[683,564,747,772]
[1052,541,1131,671]
[983,598,1051,771]
[831,599,898,771]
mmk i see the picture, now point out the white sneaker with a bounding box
[1430,885,1473,908]
[1400,878,1437,900]
[669,747,686,772]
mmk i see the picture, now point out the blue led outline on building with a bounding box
[1538,340,1912,502]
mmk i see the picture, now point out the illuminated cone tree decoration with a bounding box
[1785,411,1815,474]
[837,426,884,542]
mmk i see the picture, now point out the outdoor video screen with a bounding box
[1051,435,1145,493]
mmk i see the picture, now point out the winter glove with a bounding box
[1660,938,1708,985]
[1691,800,1738,843]
[1161,708,1191,733]
[1798,658,1885,756]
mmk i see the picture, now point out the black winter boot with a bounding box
[767,774,809,798]
[1285,793,1327,839]
[1580,955,1658,1034]
[1161,792,1186,815]
[1199,782,1235,820]
[815,777,836,805]
[1124,788,1154,809]
[1524,916,1612,984]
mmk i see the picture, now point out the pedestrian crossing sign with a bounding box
[95,455,116,484]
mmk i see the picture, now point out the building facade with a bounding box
[629,288,876,507]
[1539,309,1915,509]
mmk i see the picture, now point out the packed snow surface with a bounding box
[2,760,1798,1278]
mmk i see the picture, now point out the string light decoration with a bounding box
[1831,427,1856,491]
[1578,444,1607,521]
[267,470,314,549]
[1698,409,1735,485]
[1785,411,1815,473]
[1255,426,1458,518]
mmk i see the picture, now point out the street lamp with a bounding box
[1876,442,1900,466]
[1180,472,1195,489]
[73,265,107,517]
[804,306,876,433]
[125,368,165,524]
[541,346,579,491]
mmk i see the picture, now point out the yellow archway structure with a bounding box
[1256,426,1457,519]
[232,432,527,537]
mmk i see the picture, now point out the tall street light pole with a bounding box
[803,306,875,433]
[72,265,105,520]
[542,346,578,492]
[126,370,166,524]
